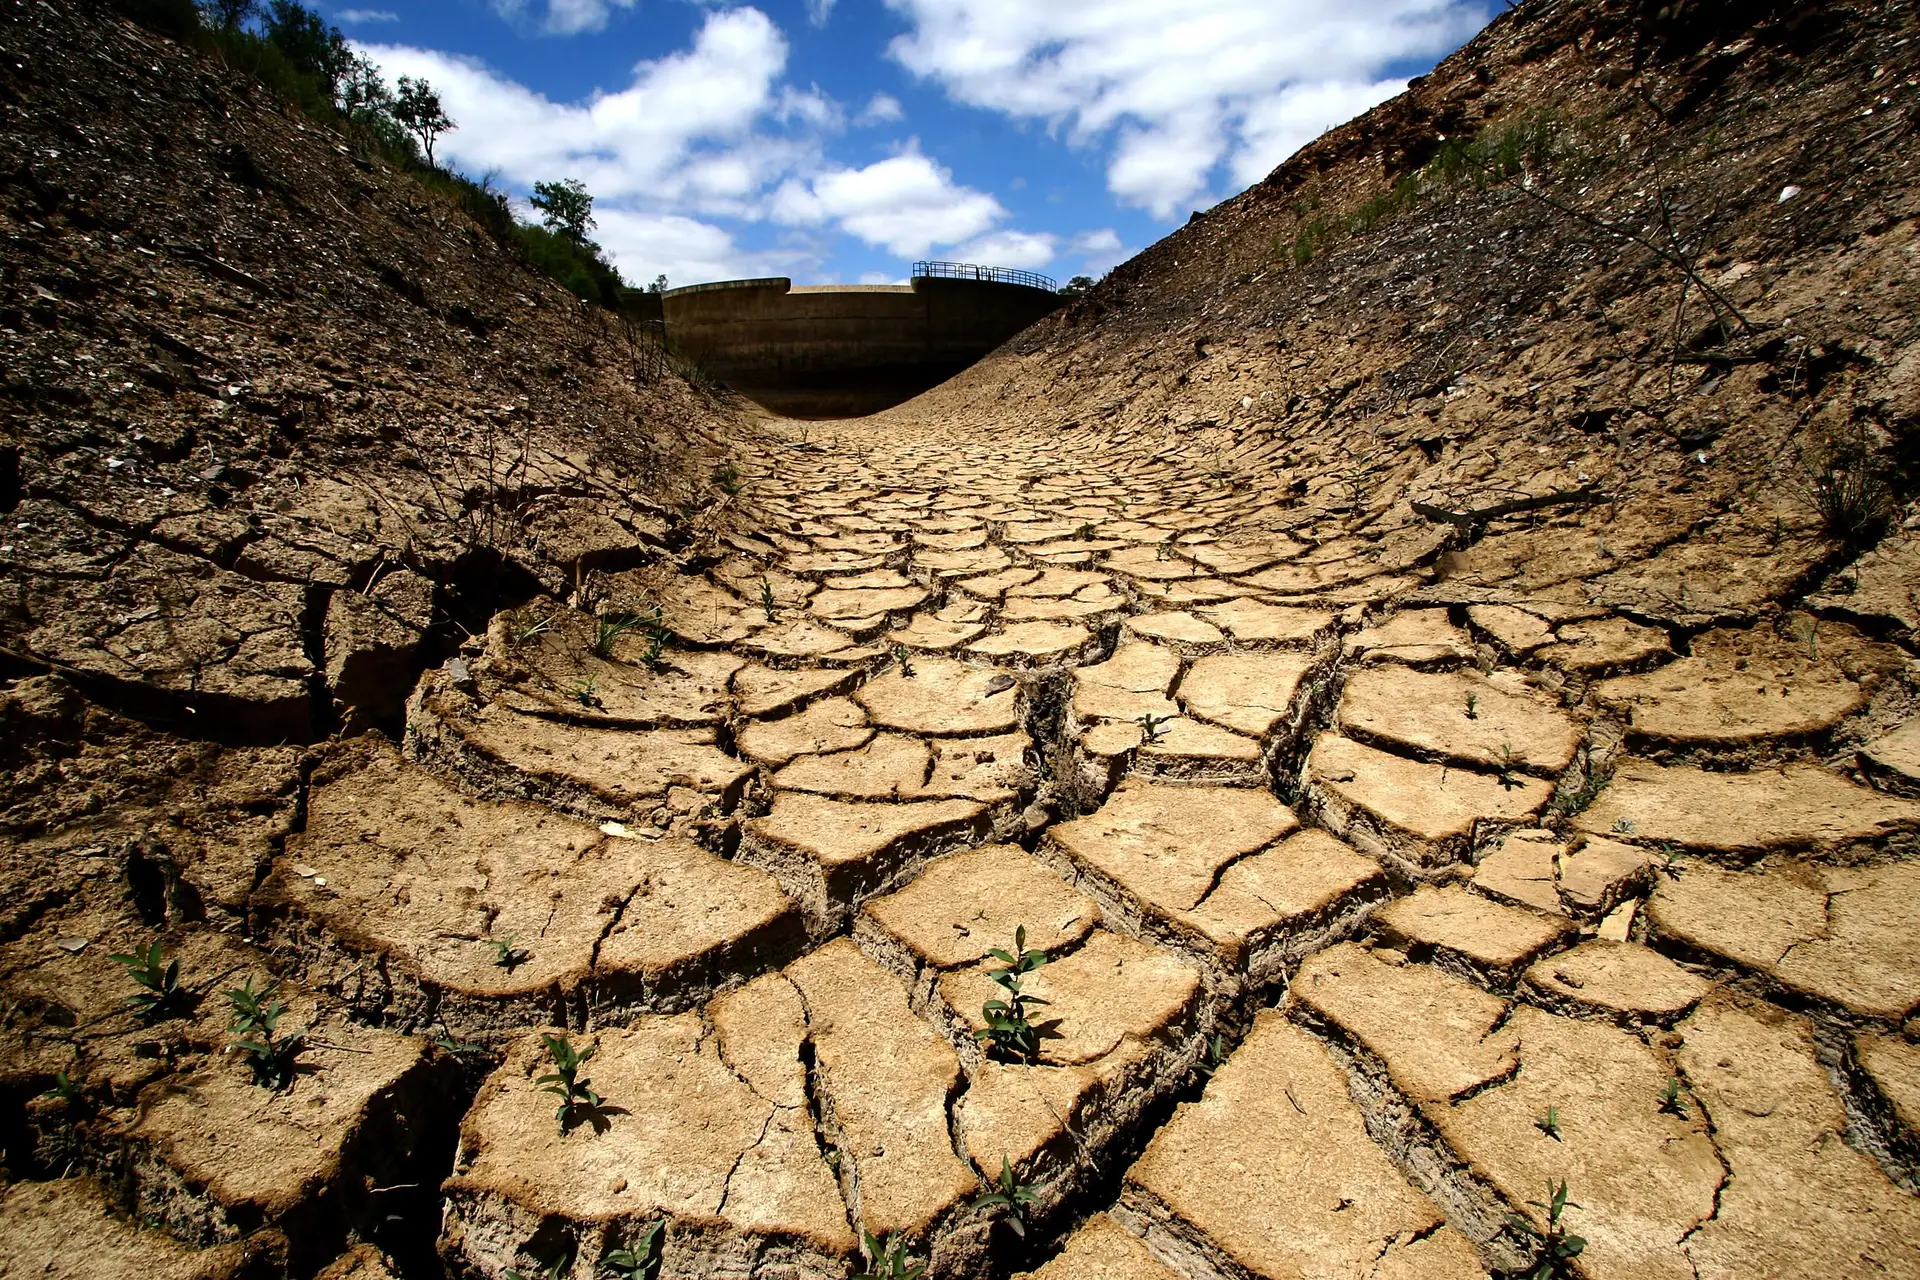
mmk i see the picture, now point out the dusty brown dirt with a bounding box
[7,0,1920,1277]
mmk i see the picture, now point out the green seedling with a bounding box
[891,644,915,678]
[538,1033,607,1134]
[637,606,669,671]
[1612,817,1636,836]
[110,939,186,1019]
[431,1027,485,1057]
[1464,693,1479,720]
[759,576,778,621]
[1198,1033,1228,1078]
[977,926,1049,1063]
[506,1253,571,1280]
[1658,1078,1689,1119]
[1138,712,1173,744]
[712,462,744,495]
[226,976,302,1090]
[591,610,644,659]
[1505,1179,1587,1280]
[572,677,602,709]
[43,1070,81,1102]
[1535,1105,1562,1141]
[970,1155,1041,1237]
[601,1221,663,1280]
[514,613,557,644]
[1075,523,1097,540]
[1497,743,1522,791]
[853,1232,925,1280]
[489,934,529,969]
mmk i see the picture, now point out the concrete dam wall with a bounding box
[658,269,1064,419]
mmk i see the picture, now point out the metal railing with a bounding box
[912,261,1059,292]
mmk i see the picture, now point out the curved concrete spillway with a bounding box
[659,272,1063,418]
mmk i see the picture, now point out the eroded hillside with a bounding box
[5,1,1920,1280]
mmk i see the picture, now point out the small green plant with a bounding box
[1658,1077,1689,1119]
[759,576,778,621]
[1198,1032,1228,1078]
[1464,693,1479,720]
[636,606,669,671]
[1535,1105,1562,1141]
[712,462,744,495]
[432,1027,485,1057]
[110,939,186,1019]
[1075,523,1097,540]
[891,644,916,678]
[1612,817,1636,836]
[592,610,644,659]
[970,1155,1041,1238]
[226,976,303,1090]
[1505,1179,1587,1280]
[1138,712,1172,744]
[506,1253,572,1280]
[853,1232,925,1280]
[514,612,557,644]
[977,926,1049,1063]
[572,677,602,708]
[601,1221,663,1280]
[490,934,529,969]
[42,1070,81,1102]
[1794,437,1894,551]
[1498,743,1522,791]
[539,1033,607,1134]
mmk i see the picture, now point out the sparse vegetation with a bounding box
[226,976,303,1090]
[110,939,187,1019]
[977,926,1049,1063]
[592,610,646,659]
[1505,1179,1587,1280]
[572,677,602,708]
[490,935,529,969]
[538,1033,609,1134]
[892,644,916,678]
[1794,431,1895,551]
[506,1253,572,1280]
[514,612,557,644]
[970,1155,1041,1237]
[853,1232,925,1280]
[1198,1033,1229,1078]
[1465,693,1479,720]
[1138,712,1172,744]
[1658,1077,1690,1119]
[1535,1105,1562,1141]
[1498,743,1522,790]
[601,1221,663,1280]
[712,462,745,495]
[760,577,779,621]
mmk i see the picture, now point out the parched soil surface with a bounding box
[8,0,1920,1277]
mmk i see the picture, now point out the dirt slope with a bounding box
[7,2,1920,1280]
[0,0,753,749]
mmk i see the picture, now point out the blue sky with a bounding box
[341,0,1493,288]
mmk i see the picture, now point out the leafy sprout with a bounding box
[1505,1179,1587,1280]
[226,976,303,1090]
[506,1252,571,1280]
[572,677,602,708]
[601,1221,663,1280]
[1137,712,1172,744]
[891,643,915,678]
[1658,1078,1689,1119]
[538,1033,609,1134]
[1198,1033,1228,1078]
[1535,1105,1562,1141]
[969,1156,1041,1237]
[1497,743,1522,791]
[977,926,1049,1063]
[109,939,186,1019]
[489,934,529,969]
[42,1070,81,1102]
[759,576,778,622]
[514,612,557,644]
[1464,692,1479,720]
[591,611,644,660]
[852,1232,924,1280]
[712,462,744,495]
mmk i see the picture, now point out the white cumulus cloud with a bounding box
[884,0,1489,218]
[772,147,1006,258]
[334,8,399,23]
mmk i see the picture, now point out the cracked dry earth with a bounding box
[17,400,1920,1280]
